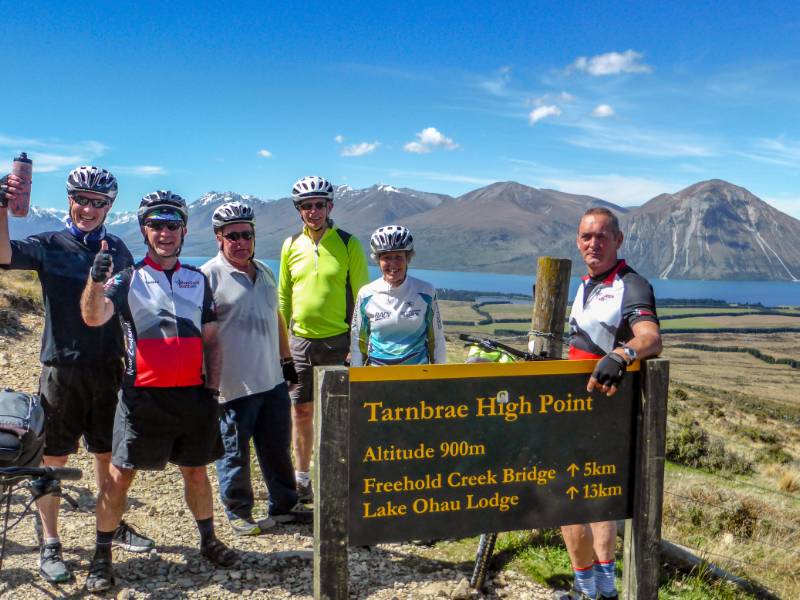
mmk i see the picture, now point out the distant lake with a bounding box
[177,257,799,308]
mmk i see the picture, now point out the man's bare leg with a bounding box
[181,466,237,567]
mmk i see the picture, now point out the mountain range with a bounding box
[7,180,800,282]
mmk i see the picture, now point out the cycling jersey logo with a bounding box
[373,311,390,321]
[177,279,200,289]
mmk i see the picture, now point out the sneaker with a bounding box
[552,589,593,600]
[271,501,313,524]
[113,520,155,553]
[200,537,238,568]
[296,481,313,504]
[256,516,276,531]
[39,541,72,583]
[85,556,115,592]
[228,517,263,536]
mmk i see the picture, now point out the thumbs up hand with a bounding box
[90,240,114,283]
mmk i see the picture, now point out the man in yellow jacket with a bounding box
[278,176,369,503]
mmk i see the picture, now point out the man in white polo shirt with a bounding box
[201,202,309,535]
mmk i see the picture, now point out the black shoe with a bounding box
[200,537,238,568]
[271,501,313,524]
[39,541,72,583]
[113,520,155,553]
[85,556,115,592]
[296,481,313,504]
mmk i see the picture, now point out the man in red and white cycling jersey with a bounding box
[80,190,236,592]
[556,207,662,600]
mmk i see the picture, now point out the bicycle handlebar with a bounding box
[0,466,83,481]
[459,333,536,360]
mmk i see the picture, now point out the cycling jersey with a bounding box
[278,224,369,339]
[103,257,216,388]
[350,275,446,366]
[3,229,133,365]
[568,260,658,360]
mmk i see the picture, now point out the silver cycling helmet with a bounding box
[66,166,118,201]
[212,201,255,231]
[291,176,334,206]
[137,190,189,226]
[369,225,414,261]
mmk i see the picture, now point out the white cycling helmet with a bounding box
[212,201,255,231]
[66,166,118,201]
[291,176,334,206]
[370,225,414,261]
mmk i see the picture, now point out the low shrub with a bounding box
[666,420,752,475]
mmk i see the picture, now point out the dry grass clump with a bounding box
[0,270,42,312]
[777,469,800,493]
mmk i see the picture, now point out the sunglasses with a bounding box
[71,195,111,209]
[299,200,328,211]
[223,231,255,242]
[146,221,182,231]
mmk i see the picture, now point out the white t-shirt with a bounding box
[201,253,283,401]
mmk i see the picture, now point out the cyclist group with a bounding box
[0,166,660,600]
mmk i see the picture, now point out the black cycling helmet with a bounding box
[66,166,118,202]
[291,176,334,207]
[212,201,255,232]
[137,190,189,226]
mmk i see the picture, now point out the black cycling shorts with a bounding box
[112,385,223,470]
[289,332,350,405]
[38,362,124,456]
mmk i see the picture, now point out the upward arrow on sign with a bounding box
[567,463,580,477]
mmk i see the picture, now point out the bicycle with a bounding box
[0,465,83,572]
[459,333,553,590]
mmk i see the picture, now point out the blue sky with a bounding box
[3,1,800,217]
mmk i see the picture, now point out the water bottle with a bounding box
[9,152,32,217]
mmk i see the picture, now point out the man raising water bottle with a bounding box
[0,167,155,584]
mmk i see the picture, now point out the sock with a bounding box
[594,559,617,596]
[95,530,114,559]
[573,564,596,597]
[44,537,60,546]
[196,517,215,546]
[295,470,310,486]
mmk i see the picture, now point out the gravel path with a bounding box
[0,311,554,599]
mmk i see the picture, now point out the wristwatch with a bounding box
[621,344,637,364]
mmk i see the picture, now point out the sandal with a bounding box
[85,556,115,592]
[200,537,238,567]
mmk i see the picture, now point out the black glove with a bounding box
[91,251,113,283]
[0,175,8,207]
[281,358,299,385]
[591,351,627,388]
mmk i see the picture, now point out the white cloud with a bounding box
[540,174,682,206]
[559,91,575,102]
[257,149,273,158]
[529,105,562,125]
[591,104,615,118]
[479,66,512,96]
[110,165,166,176]
[30,153,88,173]
[403,142,431,154]
[334,135,344,144]
[404,127,458,153]
[341,141,380,157]
[564,122,717,158]
[0,134,109,173]
[417,127,458,149]
[740,136,800,167]
[570,50,652,76]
